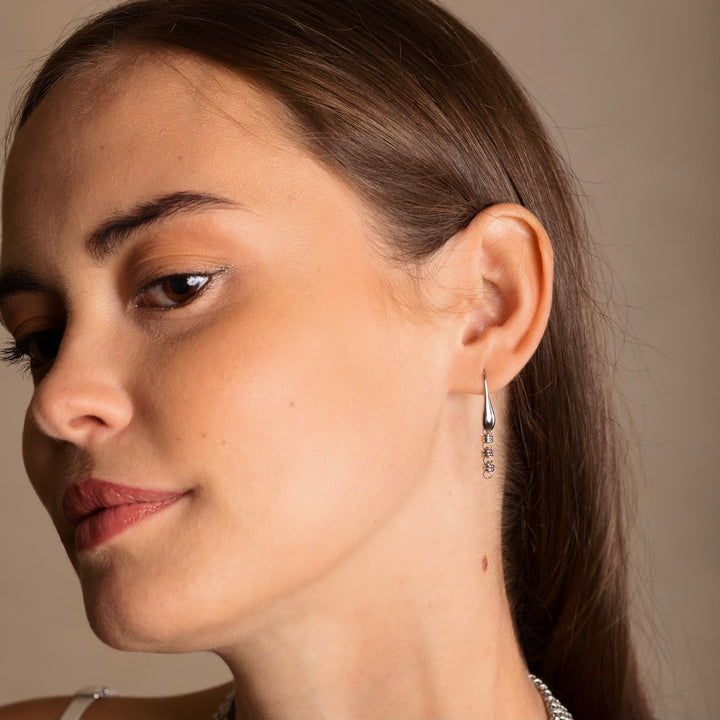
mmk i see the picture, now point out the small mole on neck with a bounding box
[481,555,488,572]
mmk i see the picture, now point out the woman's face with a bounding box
[0,52,449,650]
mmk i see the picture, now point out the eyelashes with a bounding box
[0,269,226,379]
[0,330,63,379]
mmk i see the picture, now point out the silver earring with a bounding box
[482,370,495,480]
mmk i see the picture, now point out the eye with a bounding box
[135,273,215,309]
[0,329,63,379]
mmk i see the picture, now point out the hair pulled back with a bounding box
[12,1,652,717]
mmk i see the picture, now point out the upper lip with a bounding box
[62,478,185,526]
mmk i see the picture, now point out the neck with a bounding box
[214,478,547,719]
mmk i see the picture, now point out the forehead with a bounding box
[0,49,303,268]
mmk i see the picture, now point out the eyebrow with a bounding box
[86,191,239,263]
[0,268,50,322]
[0,191,238,322]
[0,267,48,330]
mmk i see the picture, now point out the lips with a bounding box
[63,479,185,552]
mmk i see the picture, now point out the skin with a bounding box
[0,49,553,719]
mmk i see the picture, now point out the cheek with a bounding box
[22,411,61,512]
[127,277,438,604]
[21,413,80,558]
[56,250,440,649]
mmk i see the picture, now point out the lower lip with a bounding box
[74,497,183,552]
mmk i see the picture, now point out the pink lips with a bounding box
[63,479,185,552]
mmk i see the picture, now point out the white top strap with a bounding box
[58,687,119,720]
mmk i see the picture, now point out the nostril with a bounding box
[68,414,108,429]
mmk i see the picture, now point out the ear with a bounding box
[434,203,553,394]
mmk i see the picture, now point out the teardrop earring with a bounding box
[482,371,495,480]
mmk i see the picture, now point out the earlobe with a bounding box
[443,203,554,394]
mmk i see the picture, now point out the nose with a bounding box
[27,326,133,446]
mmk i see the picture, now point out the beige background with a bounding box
[0,0,717,717]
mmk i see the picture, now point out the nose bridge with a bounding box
[29,318,134,444]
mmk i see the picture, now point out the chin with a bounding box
[78,563,216,654]
[84,589,186,653]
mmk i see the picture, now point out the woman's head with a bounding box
[4,43,554,649]
[0,0,649,716]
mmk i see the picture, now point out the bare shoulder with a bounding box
[0,683,233,720]
[0,696,74,719]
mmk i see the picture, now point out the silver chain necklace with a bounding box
[211,674,573,720]
[529,673,574,720]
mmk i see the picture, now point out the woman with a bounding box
[0,0,652,717]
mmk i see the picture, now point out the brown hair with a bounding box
[11,0,652,717]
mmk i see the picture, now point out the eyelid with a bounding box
[2,298,65,340]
